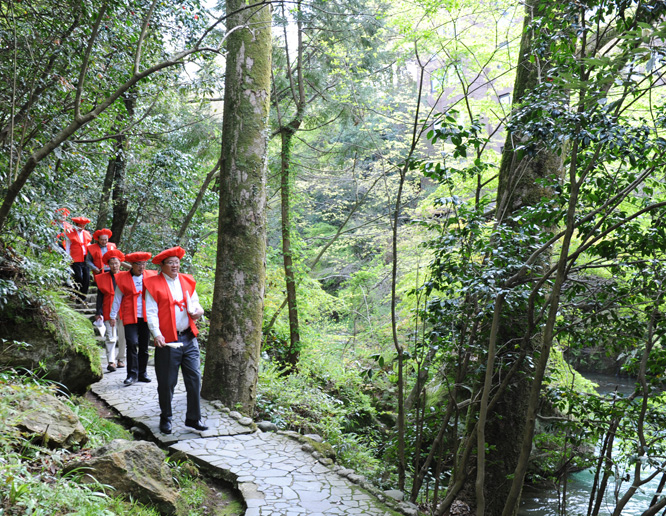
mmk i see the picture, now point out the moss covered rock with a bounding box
[0,292,102,393]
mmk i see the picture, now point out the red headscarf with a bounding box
[125,252,152,263]
[152,246,186,264]
[102,249,125,265]
[93,228,112,240]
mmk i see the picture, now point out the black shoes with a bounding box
[159,417,172,434]
[125,375,150,384]
[185,419,209,431]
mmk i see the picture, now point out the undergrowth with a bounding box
[0,369,242,516]
[255,362,391,485]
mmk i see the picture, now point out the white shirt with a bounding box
[145,272,203,339]
[109,272,145,321]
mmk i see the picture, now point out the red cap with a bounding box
[152,246,186,265]
[56,207,70,217]
[102,249,125,265]
[93,228,112,240]
[72,217,91,226]
[125,252,152,263]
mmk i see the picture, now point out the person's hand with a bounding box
[154,335,166,348]
[93,266,102,274]
[190,307,204,321]
[109,319,116,328]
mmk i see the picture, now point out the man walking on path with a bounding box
[110,252,156,386]
[65,216,92,304]
[87,228,117,276]
[144,246,207,435]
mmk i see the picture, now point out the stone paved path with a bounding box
[90,359,403,515]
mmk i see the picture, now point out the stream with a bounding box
[518,373,662,516]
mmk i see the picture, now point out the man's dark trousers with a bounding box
[71,261,90,302]
[124,318,150,379]
[154,331,202,421]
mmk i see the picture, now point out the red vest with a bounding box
[144,273,199,343]
[96,272,122,321]
[88,242,118,274]
[114,269,157,324]
[65,228,91,262]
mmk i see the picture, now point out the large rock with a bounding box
[0,293,102,393]
[65,439,178,515]
[16,392,87,449]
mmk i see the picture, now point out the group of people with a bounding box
[58,211,208,435]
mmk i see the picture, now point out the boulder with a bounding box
[16,392,87,449]
[64,439,178,515]
[0,293,102,393]
[257,421,278,432]
[450,500,473,515]
[397,501,420,516]
[384,489,405,501]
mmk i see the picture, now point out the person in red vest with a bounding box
[95,249,127,372]
[65,216,92,304]
[145,246,207,435]
[109,252,157,386]
[87,228,118,276]
[53,207,72,253]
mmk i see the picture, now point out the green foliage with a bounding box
[0,370,240,516]
[0,372,153,516]
[256,363,387,482]
[169,459,244,516]
[69,397,133,449]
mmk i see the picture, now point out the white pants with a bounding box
[104,319,126,364]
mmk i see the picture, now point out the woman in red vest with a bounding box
[65,217,92,304]
[87,228,117,276]
[145,246,206,435]
[109,252,157,386]
[95,249,126,372]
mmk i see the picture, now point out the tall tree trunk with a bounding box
[271,0,305,371]
[280,126,301,370]
[109,134,129,244]
[96,155,116,231]
[109,93,135,244]
[454,1,563,514]
[201,0,272,414]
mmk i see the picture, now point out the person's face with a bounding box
[162,258,180,279]
[98,235,109,246]
[75,223,86,231]
[108,258,121,274]
[131,261,147,275]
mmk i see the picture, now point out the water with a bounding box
[520,468,663,516]
[518,373,664,516]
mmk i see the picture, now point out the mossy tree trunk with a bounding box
[280,125,301,370]
[201,0,272,415]
[109,93,135,244]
